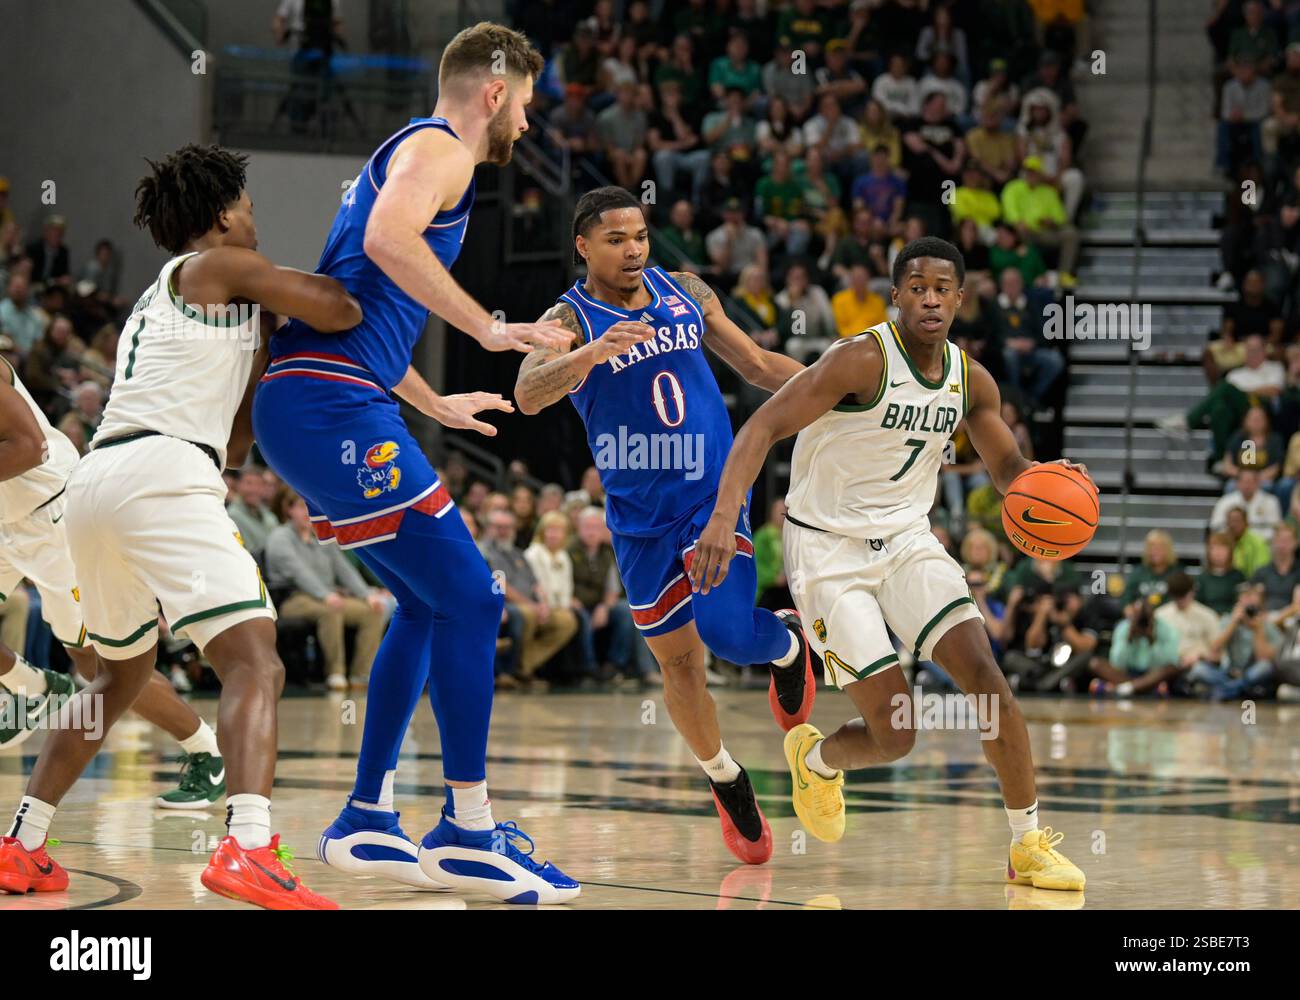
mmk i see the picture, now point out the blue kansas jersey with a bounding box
[561,267,732,538]
[270,116,475,390]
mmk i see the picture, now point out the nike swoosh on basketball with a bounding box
[1022,507,1071,526]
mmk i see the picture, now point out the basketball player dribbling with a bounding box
[691,237,1090,890]
[515,187,821,866]
[0,144,360,908]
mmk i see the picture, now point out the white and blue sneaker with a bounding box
[318,798,449,890]
[417,815,581,904]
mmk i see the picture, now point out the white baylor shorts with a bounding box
[65,434,275,660]
[0,493,86,648]
[783,516,983,689]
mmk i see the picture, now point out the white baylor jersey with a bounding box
[0,359,80,522]
[785,320,970,538]
[93,252,259,469]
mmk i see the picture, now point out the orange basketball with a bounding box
[1001,464,1099,560]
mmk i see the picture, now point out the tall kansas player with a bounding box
[691,237,1090,890]
[514,187,820,866]
[253,22,579,903]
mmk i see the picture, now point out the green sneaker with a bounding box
[156,751,226,809]
[0,670,78,750]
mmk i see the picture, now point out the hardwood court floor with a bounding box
[1,689,1297,909]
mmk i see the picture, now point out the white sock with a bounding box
[772,630,800,668]
[353,770,396,812]
[226,793,272,850]
[446,782,494,831]
[1006,800,1040,844]
[8,796,56,851]
[0,655,47,697]
[697,745,742,784]
[1116,681,1135,696]
[805,739,839,779]
[178,719,219,758]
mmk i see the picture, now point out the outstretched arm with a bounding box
[184,246,362,332]
[671,271,803,393]
[964,358,1093,492]
[0,364,46,482]
[364,129,569,353]
[688,336,884,593]
[514,303,654,414]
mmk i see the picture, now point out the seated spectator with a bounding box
[524,511,595,683]
[1004,580,1101,692]
[79,323,118,388]
[1000,156,1079,284]
[732,0,775,66]
[831,208,891,285]
[1197,531,1248,615]
[1226,504,1272,576]
[1252,520,1300,609]
[596,81,649,191]
[78,238,126,311]
[951,163,1001,233]
[1155,570,1224,680]
[971,58,1019,122]
[777,0,830,60]
[26,215,70,288]
[799,147,847,265]
[940,425,990,531]
[1019,49,1085,154]
[1088,600,1181,696]
[961,526,1008,594]
[1212,468,1283,541]
[756,94,806,168]
[511,484,538,549]
[1218,57,1271,175]
[732,263,779,348]
[1206,270,1284,382]
[599,34,642,98]
[1223,404,1285,495]
[762,36,816,122]
[966,98,1021,188]
[851,145,908,229]
[1162,334,1285,459]
[1186,584,1281,700]
[814,38,868,118]
[900,92,966,232]
[1017,89,1086,222]
[994,266,1063,411]
[989,221,1048,286]
[266,489,387,691]
[831,263,887,338]
[776,261,836,360]
[916,3,970,84]
[227,465,279,558]
[562,25,602,89]
[919,51,968,121]
[706,198,768,288]
[548,83,599,160]
[569,506,654,684]
[1121,529,1182,608]
[480,509,579,683]
[871,52,919,121]
[648,79,710,202]
[22,314,82,415]
[655,33,706,108]
[708,30,763,110]
[1228,0,1280,75]
[755,150,811,258]
[537,482,566,518]
[949,262,1001,378]
[657,199,709,272]
[700,153,754,231]
[859,98,902,169]
[0,272,43,354]
[55,381,104,455]
[1264,42,1300,163]
[803,94,864,180]
[954,217,992,275]
[703,87,760,174]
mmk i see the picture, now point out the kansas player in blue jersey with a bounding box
[515,187,822,864]
[252,23,579,904]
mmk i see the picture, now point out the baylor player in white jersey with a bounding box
[0,145,357,908]
[691,238,1091,892]
[0,357,223,801]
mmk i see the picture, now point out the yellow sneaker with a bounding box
[1007,827,1086,891]
[784,723,845,843]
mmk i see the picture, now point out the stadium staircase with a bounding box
[1065,0,1230,578]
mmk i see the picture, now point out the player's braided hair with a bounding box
[571,186,643,265]
[891,236,966,288]
[133,144,249,255]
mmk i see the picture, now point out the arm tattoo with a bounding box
[670,271,716,308]
[516,303,587,407]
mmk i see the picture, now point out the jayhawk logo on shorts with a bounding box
[812,617,827,643]
[358,440,402,499]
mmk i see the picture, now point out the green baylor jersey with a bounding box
[785,320,970,537]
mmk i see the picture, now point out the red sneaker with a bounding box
[200,834,338,910]
[709,767,773,865]
[768,610,817,732]
[0,836,69,894]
